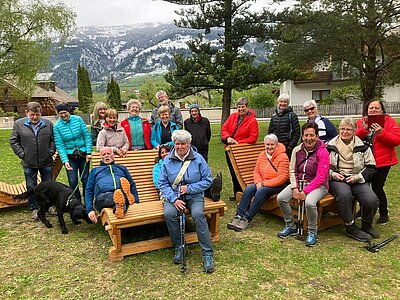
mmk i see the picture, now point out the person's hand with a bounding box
[227,137,238,144]
[64,162,73,171]
[335,173,345,181]
[174,199,186,211]
[370,123,383,134]
[88,211,97,223]
[256,182,262,189]
[298,191,306,201]
[292,188,300,200]
[120,149,128,157]
[345,175,356,184]
[362,116,368,130]
[180,184,188,195]
[155,145,160,150]
[115,149,125,157]
[86,154,92,162]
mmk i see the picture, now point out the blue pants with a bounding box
[164,194,213,256]
[95,191,128,213]
[66,157,89,202]
[237,184,285,221]
[23,166,53,211]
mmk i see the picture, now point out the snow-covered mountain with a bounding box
[48,23,266,91]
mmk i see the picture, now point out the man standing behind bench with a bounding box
[159,130,215,273]
[85,147,139,223]
[10,102,55,220]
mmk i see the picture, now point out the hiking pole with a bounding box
[297,180,306,241]
[365,235,398,252]
[178,183,187,275]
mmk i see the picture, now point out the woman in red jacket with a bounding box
[221,97,259,201]
[227,134,289,231]
[121,99,152,150]
[356,100,400,224]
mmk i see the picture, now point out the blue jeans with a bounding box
[23,166,53,211]
[164,194,213,256]
[66,157,89,203]
[94,191,128,213]
[237,184,286,221]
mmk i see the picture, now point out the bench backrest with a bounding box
[91,150,159,203]
[225,142,265,190]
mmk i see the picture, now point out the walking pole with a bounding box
[297,180,306,240]
[178,183,187,275]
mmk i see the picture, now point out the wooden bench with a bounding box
[225,142,347,231]
[0,153,63,208]
[92,150,227,261]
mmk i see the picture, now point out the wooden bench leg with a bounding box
[107,225,124,261]
[208,212,220,241]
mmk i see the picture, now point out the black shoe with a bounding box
[376,214,389,225]
[354,210,361,220]
[229,195,236,201]
[211,172,222,201]
[345,223,372,242]
[362,221,380,239]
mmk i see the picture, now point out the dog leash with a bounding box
[67,160,89,205]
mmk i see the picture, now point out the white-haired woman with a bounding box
[158,130,215,273]
[268,93,300,158]
[227,134,289,231]
[303,100,337,142]
[121,99,152,150]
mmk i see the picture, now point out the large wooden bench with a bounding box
[0,153,63,208]
[225,142,347,231]
[92,150,227,261]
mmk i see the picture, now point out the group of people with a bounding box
[224,96,400,248]
[9,92,400,272]
[10,91,221,273]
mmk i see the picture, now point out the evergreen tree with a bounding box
[76,64,93,113]
[271,0,400,102]
[162,0,299,123]
[107,77,122,109]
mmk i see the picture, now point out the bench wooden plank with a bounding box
[92,150,227,261]
[226,142,347,232]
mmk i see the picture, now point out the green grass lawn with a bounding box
[0,123,399,299]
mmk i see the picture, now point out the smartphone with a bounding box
[367,114,385,129]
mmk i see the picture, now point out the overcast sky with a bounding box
[63,0,274,27]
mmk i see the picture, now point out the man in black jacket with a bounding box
[184,104,211,162]
[10,102,55,220]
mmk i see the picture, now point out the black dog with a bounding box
[14,181,92,234]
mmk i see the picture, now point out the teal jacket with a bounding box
[54,115,92,164]
[150,121,179,148]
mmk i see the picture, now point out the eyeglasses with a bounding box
[339,127,354,132]
[304,107,316,113]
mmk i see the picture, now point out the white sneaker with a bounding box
[31,209,39,220]
[47,206,57,216]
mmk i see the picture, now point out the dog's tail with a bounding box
[13,188,35,203]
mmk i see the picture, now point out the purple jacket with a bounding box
[290,139,330,194]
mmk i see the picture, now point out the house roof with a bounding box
[32,85,78,104]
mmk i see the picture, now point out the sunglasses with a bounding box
[304,107,316,113]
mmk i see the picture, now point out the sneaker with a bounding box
[47,206,57,216]
[234,218,250,232]
[277,225,298,239]
[376,214,389,225]
[227,215,241,230]
[305,232,317,247]
[120,178,135,205]
[113,189,125,219]
[210,172,222,201]
[345,223,371,242]
[229,195,236,201]
[202,255,215,273]
[361,222,380,239]
[173,246,184,264]
[354,209,361,220]
[31,209,39,220]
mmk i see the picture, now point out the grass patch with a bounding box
[0,122,399,299]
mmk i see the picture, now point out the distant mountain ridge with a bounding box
[48,23,267,91]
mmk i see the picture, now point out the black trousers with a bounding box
[225,151,242,196]
[371,166,391,216]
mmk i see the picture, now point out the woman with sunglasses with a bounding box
[303,100,337,143]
